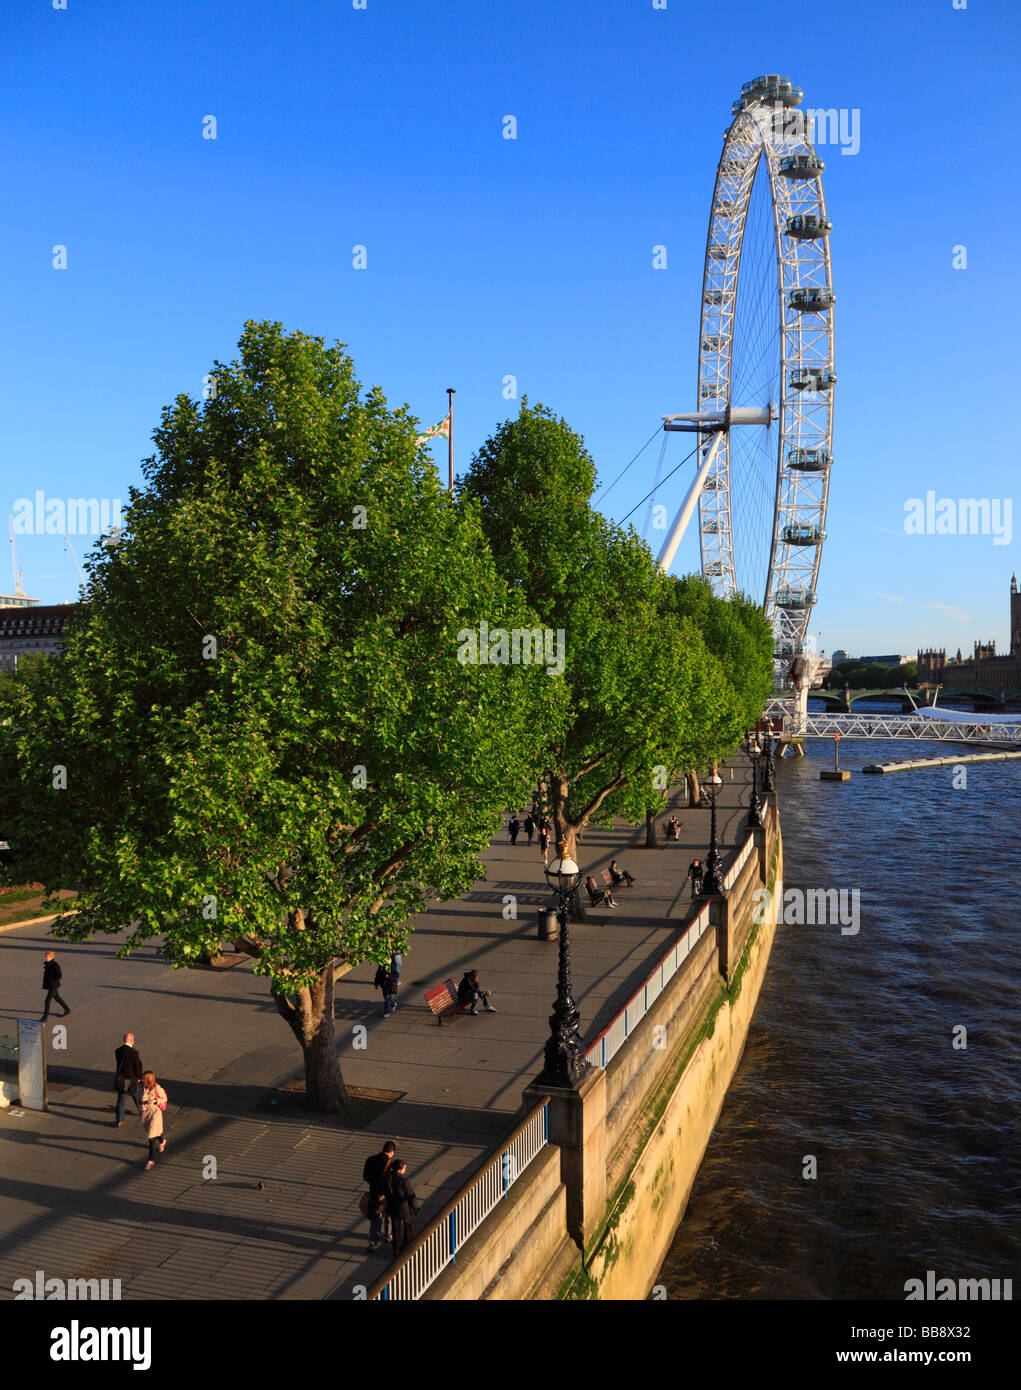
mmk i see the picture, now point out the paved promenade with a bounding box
[0,765,757,1301]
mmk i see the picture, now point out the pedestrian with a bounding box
[687,858,704,896]
[389,950,403,987]
[386,1160,419,1258]
[362,1141,396,1252]
[538,825,550,864]
[609,859,635,887]
[40,950,71,1020]
[523,813,535,846]
[457,969,497,1015]
[139,1070,168,1170]
[508,815,520,845]
[114,1031,143,1127]
[665,814,680,841]
[374,962,398,1018]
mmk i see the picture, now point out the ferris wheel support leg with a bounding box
[656,430,725,575]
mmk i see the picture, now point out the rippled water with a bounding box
[657,717,1021,1299]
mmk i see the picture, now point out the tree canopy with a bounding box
[459,401,773,860]
[0,323,565,1109]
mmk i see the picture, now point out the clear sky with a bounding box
[3,0,1019,659]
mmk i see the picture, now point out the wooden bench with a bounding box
[424,977,472,1026]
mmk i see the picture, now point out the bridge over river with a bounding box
[764,699,1021,747]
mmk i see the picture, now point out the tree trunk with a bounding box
[273,962,349,1113]
[645,808,657,848]
[687,769,701,806]
[550,773,578,860]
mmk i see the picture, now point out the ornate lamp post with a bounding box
[701,770,725,895]
[537,846,589,1088]
[746,733,765,829]
[762,725,776,795]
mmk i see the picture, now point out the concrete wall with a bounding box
[423,805,782,1302]
[423,1144,570,1301]
[561,810,782,1299]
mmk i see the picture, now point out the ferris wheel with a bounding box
[657,75,834,670]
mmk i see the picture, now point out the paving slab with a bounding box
[0,764,758,1300]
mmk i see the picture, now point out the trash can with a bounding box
[537,908,558,941]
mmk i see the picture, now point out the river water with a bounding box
[656,713,1021,1299]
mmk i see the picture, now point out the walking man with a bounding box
[508,815,520,846]
[114,1032,144,1126]
[374,962,398,1019]
[687,858,704,897]
[40,951,70,1020]
[363,1141,396,1252]
[386,1159,419,1258]
[524,813,535,847]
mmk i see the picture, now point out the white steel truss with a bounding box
[695,88,834,661]
[764,701,1021,745]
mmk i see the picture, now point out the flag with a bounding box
[416,414,451,446]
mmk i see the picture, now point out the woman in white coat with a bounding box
[139,1070,168,1170]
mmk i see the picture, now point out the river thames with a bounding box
[657,713,1021,1299]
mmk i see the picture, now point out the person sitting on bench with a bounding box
[457,969,497,1015]
[665,814,681,840]
[609,859,635,887]
[585,875,618,908]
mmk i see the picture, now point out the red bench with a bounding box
[424,977,472,1026]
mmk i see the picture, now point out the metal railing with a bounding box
[584,827,759,1070]
[367,1098,550,1301]
[585,899,712,1069]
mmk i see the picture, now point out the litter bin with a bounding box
[537,908,558,941]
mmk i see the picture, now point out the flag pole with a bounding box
[446,387,455,492]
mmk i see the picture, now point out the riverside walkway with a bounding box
[0,765,756,1302]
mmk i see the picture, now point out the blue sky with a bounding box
[3,0,1019,659]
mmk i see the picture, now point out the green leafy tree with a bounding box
[0,324,564,1111]
[459,402,772,872]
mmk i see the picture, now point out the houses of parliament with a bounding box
[917,574,1021,691]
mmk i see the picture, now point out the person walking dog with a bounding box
[139,1071,168,1170]
[40,951,71,1020]
[114,1032,144,1126]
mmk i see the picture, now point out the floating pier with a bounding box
[863,751,1021,774]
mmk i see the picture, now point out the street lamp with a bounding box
[746,734,765,829]
[537,847,589,1088]
[762,725,776,795]
[702,770,725,895]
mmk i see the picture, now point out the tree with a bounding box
[0,324,565,1111]
[459,401,773,871]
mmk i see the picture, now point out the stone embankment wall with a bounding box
[424,803,782,1301]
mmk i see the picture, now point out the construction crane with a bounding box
[64,534,86,588]
[8,514,26,598]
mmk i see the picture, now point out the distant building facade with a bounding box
[830,649,852,666]
[0,604,78,672]
[917,575,1021,691]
